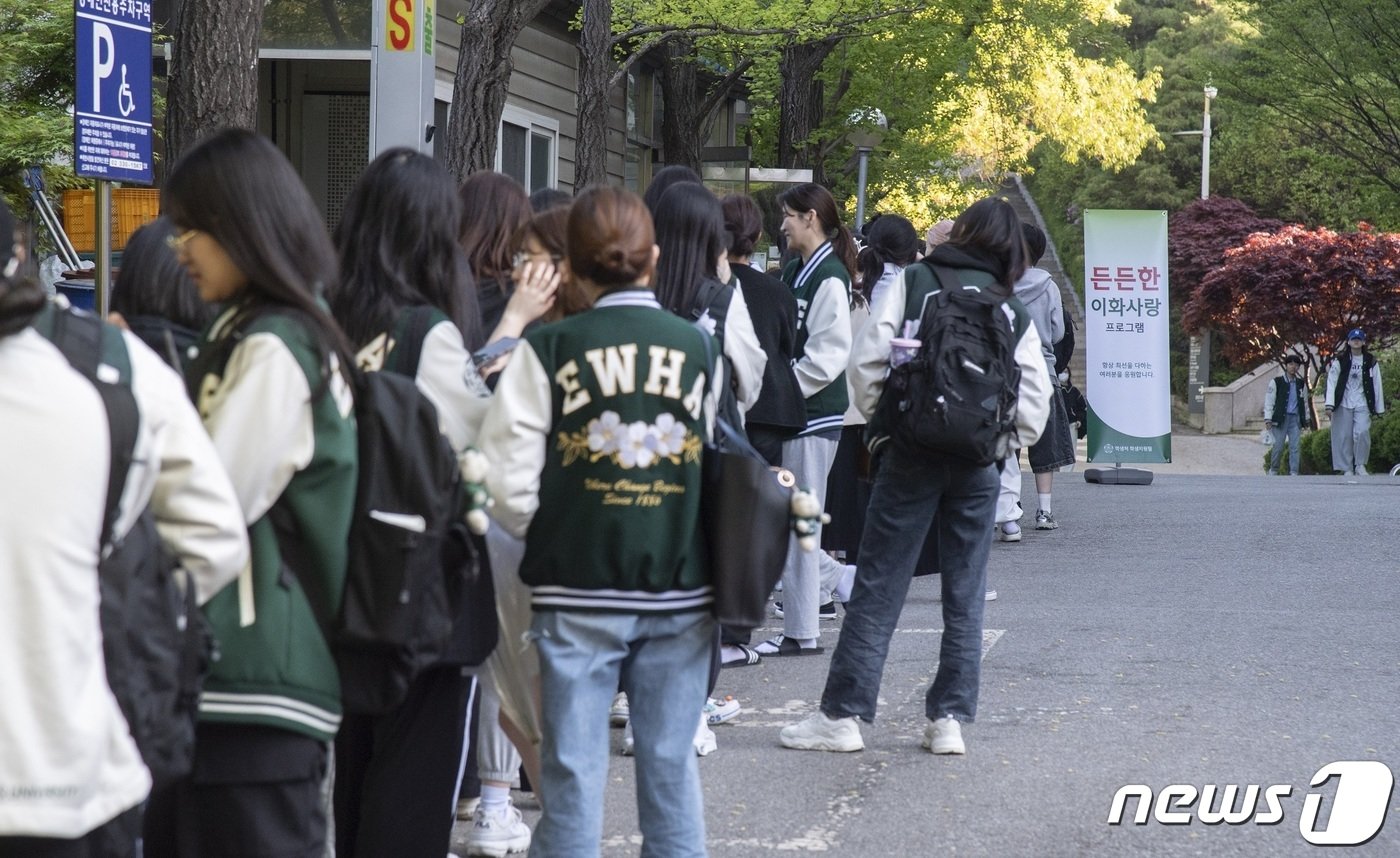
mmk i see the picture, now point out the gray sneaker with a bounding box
[1034,509,1058,530]
[780,712,864,752]
[465,803,532,856]
[922,716,966,755]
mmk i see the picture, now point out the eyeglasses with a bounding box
[512,250,562,268]
[165,229,198,251]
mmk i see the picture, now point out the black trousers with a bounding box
[0,807,141,858]
[144,723,328,858]
[334,666,475,858]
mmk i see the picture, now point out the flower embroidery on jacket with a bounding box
[559,410,702,468]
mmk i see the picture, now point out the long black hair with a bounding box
[776,182,858,279]
[651,181,725,316]
[643,165,703,216]
[856,213,920,301]
[111,216,215,333]
[332,148,481,351]
[162,128,354,376]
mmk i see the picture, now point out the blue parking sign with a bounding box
[75,0,153,185]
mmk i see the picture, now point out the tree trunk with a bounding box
[443,0,554,183]
[574,0,614,191]
[167,0,265,164]
[657,38,704,174]
[776,39,838,179]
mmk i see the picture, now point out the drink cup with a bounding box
[889,337,920,367]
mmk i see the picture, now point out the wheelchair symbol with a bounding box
[118,65,136,117]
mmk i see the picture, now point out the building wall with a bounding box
[432,2,626,191]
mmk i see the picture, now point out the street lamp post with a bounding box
[1180,85,1218,419]
[1200,85,1216,199]
[847,108,887,234]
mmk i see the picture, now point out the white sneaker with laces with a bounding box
[609,692,629,727]
[1034,509,1058,530]
[998,521,1022,542]
[705,695,741,725]
[922,716,965,755]
[464,803,532,857]
[780,712,864,752]
[694,712,718,756]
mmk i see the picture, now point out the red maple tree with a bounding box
[1182,222,1400,386]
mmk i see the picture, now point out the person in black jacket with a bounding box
[1264,353,1313,475]
[1324,328,1385,475]
[720,193,805,466]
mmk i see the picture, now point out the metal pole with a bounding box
[1201,91,1213,199]
[95,180,112,317]
[854,147,871,233]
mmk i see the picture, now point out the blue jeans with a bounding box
[1269,414,1301,474]
[820,446,998,724]
[529,609,713,858]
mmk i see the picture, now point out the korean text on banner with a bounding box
[1083,210,1171,463]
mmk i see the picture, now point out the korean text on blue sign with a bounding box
[75,0,154,184]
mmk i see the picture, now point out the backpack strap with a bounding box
[34,304,138,550]
[387,305,441,379]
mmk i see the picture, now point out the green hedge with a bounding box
[1263,411,1400,474]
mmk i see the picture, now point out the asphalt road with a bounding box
[453,465,1399,857]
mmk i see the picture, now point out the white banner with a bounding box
[1083,210,1171,463]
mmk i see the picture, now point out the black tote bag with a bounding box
[696,331,794,631]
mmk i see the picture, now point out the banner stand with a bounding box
[1084,465,1153,485]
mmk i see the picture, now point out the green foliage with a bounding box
[0,0,78,208]
[1231,0,1400,199]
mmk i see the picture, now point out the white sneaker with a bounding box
[623,713,720,756]
[922,716,965,755]
[694,712,718,756]
[997,521,1022,542]
[1355,466,1369,476]
[609,692,629,727]
[704,695,741,725]
[779,712,864,752]
[464,803,532,856]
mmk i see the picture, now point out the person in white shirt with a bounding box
[0,201,247,856]
[1324,328,1384,475]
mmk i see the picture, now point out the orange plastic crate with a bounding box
[114,189,161,246]
[61,189,101,253]
[60,188,161,252]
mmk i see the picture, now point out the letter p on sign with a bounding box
[92,22,115,112]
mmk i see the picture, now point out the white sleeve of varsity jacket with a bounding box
[1263,379,1278,421]
[1012,318,1052,449]
[124,332,249,605]
[199,332,317,526]
[1324,360,1340,408]
[416,319,493,454]
[723,286,766,413]
[794,275,852,399]
[479,340,552,540]
[849,267,907,421]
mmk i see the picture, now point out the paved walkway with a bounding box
[1074,423,1266,477]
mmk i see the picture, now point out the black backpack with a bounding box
[874,264,1021,466]
[333,307,495,715]
[34,304,213,790]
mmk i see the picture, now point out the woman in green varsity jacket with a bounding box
[758,182,857,657]
[479,186,719,857]
[150,128,358,858]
